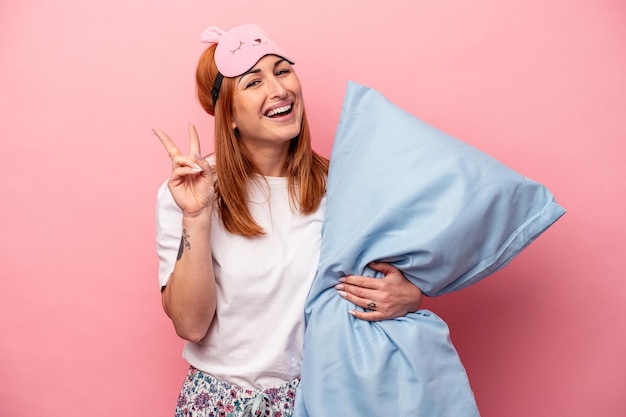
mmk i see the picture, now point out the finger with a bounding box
[336,286,377,312]
[336,282,375,300]
[348,309,384,322]
[171,155,199,171]
[152,128,182,160]
[188,123,202,159]
[171,164,205,177]
[341,274,380,290]
[367,261,397,275]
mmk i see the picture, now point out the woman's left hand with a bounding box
[334,261,424,321]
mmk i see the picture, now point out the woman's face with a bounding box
[230,55,304,152]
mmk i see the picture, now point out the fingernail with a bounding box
[192,163,203,173]
[338,277,346,283]
[348,310,356,316]
[334,283,344,290]
[337,290,347,298]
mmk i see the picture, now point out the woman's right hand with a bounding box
[153,123,214,217]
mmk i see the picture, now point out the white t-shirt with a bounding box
[155,175,324,389]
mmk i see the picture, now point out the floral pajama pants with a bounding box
[175,366,299,417]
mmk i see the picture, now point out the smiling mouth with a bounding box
[265,104,293,118]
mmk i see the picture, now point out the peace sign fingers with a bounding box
[152,124,214,216]
[153,127,183,161]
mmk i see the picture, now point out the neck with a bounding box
[245,142,290,177]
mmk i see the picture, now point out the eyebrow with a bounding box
[238,58,288,84]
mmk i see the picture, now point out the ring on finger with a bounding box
[367,302,376,310]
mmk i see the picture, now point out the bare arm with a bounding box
[154,124,216,342]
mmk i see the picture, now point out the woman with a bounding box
[154,24,423,417]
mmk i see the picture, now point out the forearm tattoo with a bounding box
[176,229,191,260]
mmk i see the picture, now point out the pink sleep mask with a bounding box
[201,24,294,77]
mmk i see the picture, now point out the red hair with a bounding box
[196,45,329,237]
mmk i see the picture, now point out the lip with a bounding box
[263,99,294,118]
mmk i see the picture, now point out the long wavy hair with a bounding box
[196,45,329,237]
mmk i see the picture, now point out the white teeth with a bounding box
[266,105,291,117]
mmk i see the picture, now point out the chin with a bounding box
[284,121,303,141]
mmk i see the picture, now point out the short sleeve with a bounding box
[155,180,183,288]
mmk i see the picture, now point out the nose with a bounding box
[266,74,288,99]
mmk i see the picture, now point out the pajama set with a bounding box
[156,173,324,417]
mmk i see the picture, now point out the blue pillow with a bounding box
[294,81,565,417]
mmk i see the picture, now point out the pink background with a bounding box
[1,0,624,416]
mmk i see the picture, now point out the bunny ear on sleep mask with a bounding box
[200,26,226,44]
[294,81,565,417]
